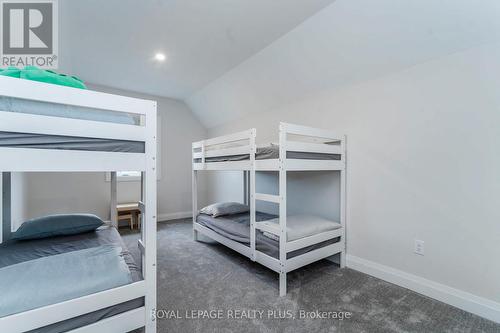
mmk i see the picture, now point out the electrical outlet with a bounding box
[414,240,425,256]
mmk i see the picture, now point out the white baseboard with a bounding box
[158,211,192,222]
[346,255,500,324]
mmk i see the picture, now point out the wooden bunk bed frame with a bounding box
[0,76,157,333]
[192,122,346,296]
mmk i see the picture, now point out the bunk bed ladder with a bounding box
[192,140,204,241]
[192,167,198,241]
[110,172,118,228]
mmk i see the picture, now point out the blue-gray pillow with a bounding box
[199,202,249,218]
[12,214,104,241]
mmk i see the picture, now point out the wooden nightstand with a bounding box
[117,202,142,230]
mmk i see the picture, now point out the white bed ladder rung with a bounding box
[255,193,280,203]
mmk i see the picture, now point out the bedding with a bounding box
[199,202,249,217]
[194,143,341,163]
[259,215,341,242]
[0,131,145,153]
[0,96,140,125]
[12,214,104,240]
[0,245,132,317]
[0,226,143,333]
[196,212,340,259]
[0,66,87,89]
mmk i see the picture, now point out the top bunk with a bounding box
[0,75,157,173]
[192,122,345,171]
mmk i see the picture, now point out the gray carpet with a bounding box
[120,219,500,333]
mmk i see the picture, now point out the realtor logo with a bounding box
[1,0,58,68]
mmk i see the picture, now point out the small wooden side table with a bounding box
[117,202,141,230]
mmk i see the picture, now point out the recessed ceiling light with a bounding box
[154,53,166,62]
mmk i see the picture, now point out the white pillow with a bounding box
[199,202,249,218]
[262,215,341,241]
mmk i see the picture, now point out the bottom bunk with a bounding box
[196,212,341,260]
[0,224,143,333]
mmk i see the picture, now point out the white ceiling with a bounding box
[58,0,335,99]
[187,0,500,128]
[60,1,500,128]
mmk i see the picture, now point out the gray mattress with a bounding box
[0,97,145,152]
[196,212,339,259]
[0,131,145,153]
[195,144,341,163]
[0,226,143,333]
[0,96,140,125]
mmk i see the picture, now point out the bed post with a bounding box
[110,172,117,228]
[192,168,198,241]
[192,140,200,241]
[340,135,347,268]
[278,123,287,296]
[143,102,158,333]
[249,129,256,261]
[243,171,249,205]
[2,172,12,242]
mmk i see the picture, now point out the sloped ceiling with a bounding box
[187,0,500,128]
[59,1,500,129]
[58,0,335,99]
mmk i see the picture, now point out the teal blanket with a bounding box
[0,66,86,89]
[0,245,132,317]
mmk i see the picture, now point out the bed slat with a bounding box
[0,111,146,142]
[255,250,281,272]
[0,148,146,172]
[201,145,251,158]
[286,242,344,273]
[0,281,146,333]
[67,307,146,333]
[286,228,342,253]
[285,159,344,171]
[285,141,342,154]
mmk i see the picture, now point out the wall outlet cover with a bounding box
[414,239,425,256]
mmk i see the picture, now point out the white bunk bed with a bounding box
[192,122,346,296]
[0,75,157,333]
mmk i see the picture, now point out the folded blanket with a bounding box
[0,245,132,317]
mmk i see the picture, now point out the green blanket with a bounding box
[0,66,86,89]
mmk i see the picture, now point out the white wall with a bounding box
[13,86,207,227]
[188,0,500,128]
[206,41,500,310]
